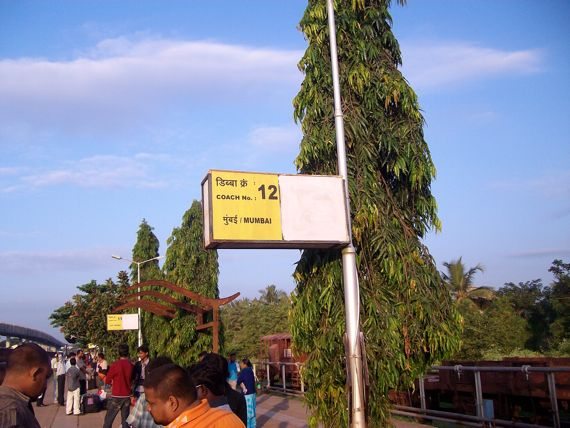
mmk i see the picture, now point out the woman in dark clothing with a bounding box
[237,358,256,428]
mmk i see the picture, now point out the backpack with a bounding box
[81,393,102,413]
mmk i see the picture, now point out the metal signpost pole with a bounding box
[112,255,164,348]
[326,0,367,426]
[136,262,142,348]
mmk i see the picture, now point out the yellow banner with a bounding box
[107,314,123,331]
[211,170,282,241]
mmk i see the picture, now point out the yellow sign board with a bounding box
[203,170,350,249]
[107,314,138,331]
[107,315,123,331]
[210,170,282,241]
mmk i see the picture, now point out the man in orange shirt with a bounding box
[144,363,244,428]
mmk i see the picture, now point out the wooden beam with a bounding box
[123,291,204,314]
[119,280,240,353]
[114,301,175,319]
[125,280,240,309]
[196,321,215,331]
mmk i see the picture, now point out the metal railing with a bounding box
[253,361,305,395]
[395,364,570,428]
[253,361,570,427]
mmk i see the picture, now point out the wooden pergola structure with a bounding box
[113,279,239,353]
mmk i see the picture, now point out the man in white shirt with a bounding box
[56,353,67,405]
[50,354,59,403]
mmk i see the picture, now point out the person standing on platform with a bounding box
[76,350,87,395]
[0,343,51,428]
[103,344,133,428]
[132,345,150,399]
[50,354,58,403]
[35,385,47,407]
[96,352,108,388]
[65,352,75,370]
[227,353,239,391]
[65,357,81,416]
[35,352,54,408]
[56,354,66,406]
[237,359,256,428]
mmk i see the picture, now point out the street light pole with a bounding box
[112,255,164,348]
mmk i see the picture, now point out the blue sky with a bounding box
[1,1,569,340]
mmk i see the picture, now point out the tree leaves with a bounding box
[145,200,220,365]
[49,273,136,359]
[221,285,291,358]
[291,1,461,425]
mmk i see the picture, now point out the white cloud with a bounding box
[400,41,543,89]
[0,37,303,135]
[0,36,544,139]
[0,167,23,176]
[2,153,184,191]
[0,248,114,273]
[248,125,301,152]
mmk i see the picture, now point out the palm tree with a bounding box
[442,257,494,307]
[258,284,287,305]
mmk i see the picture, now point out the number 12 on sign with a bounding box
[258,184,278,200]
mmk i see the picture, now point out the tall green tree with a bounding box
[50,272,135,359]
[497,279,552,350]
[129,219,164,354]
[290,1,462,425]
[452,297,529,360]
[145,200,219,366]
[442,257,494,308]
[131,218,163,284]
[222,285,291,358]
[483,298,530,355]
[548,259,570,350]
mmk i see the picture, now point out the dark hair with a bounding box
[0,348,11,364]
[207,353,230,379]
[144,364,196,402]
[198,351,207,360]
[118,344,129,357]
[147,356,173,373]
[68,352,76,358]
[69,357,77,366]
[241,358,252,368]
[7,343,50,374]
[98,352,105,359]
[137,345,149,354]
[189,353,227,396]
[0,348,12,385]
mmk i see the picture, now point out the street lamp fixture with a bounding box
[111,254,165,347]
